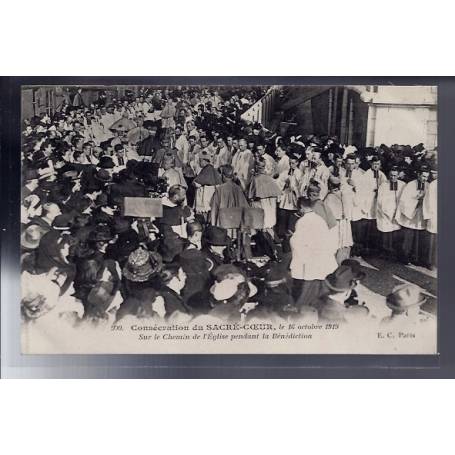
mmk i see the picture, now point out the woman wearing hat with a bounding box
[206,265,258,322]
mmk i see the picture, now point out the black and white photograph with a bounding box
[20,84,437,354]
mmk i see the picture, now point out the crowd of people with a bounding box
[20,86,437,328]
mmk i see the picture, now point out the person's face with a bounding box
[312,152,321,163]
[190,230,202,244]
[175,128,182,137]
[345,159,355,171]
[201,138,208,147]
[217,138,224,149]
[226,137,233,146]
[418,172,430,183]
[162,139,170,148]
[389,170,399,182]
[232,139,239,149]
[290,158,299,170]
[137,117,144,126]
[238,140,247,151]
[371,160,381,171]
[49,205,61,218]
[189,138,196,146]
[305,149,313,160]
[256,146,265,156]
[335,157,343,167]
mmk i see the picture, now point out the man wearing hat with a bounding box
[395,166,430,265]
[382,283,431,326]
[202,226,231,268]
[314,262,367,323]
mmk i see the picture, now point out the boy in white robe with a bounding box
[376,167,405,258]
[423,174,437,269]
[396,167,430,265]
[361,156,388,253]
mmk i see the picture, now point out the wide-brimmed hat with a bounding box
[325,262,366,292]
[94,169,112,183]
[264,263,288,287]
[21,225,43,250]
[386,284,426,312]
[123,247,162,282]
[205,226,230,246]
[88,225,113,242]
[98,155,115,169]
[112,217,131,234]
[52,213,73,231]
[209,272,257,302]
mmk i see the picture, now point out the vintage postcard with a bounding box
[20,84,437,354]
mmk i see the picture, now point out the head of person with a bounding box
[238,138,248,152]
[226,136,233,147]
[168,184,186,206]
[345,153,357,172]
[232,139,239,149]
[220,164,234,182]
[305,147,313,161]
[389,166,399,183]
[42,202,61,221]
[325,261,366,303]
[335,156,344,167]
[175,126,182,137]
[307,181,321,202]
[216,137,225,149]
[160,264,187,293]
[276,145,287,158]
[289,155,299,170]
[256,144,265,157]
[200,136,208,148]
[188,135,197,146]
[386,283,426,317]
[417,166,430,184]
[311,148,322,163]
[371,156,381,171]
[296,196,313,215]
[186,221,203,246]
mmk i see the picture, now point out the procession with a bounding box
[20,85,438,331]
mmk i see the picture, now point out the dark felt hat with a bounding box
[204,226,230,246]
[94,169,112,183]
[98,155,115,169]
[88,225,113,242]
[52,213,73,230]
[325,262,366,292]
